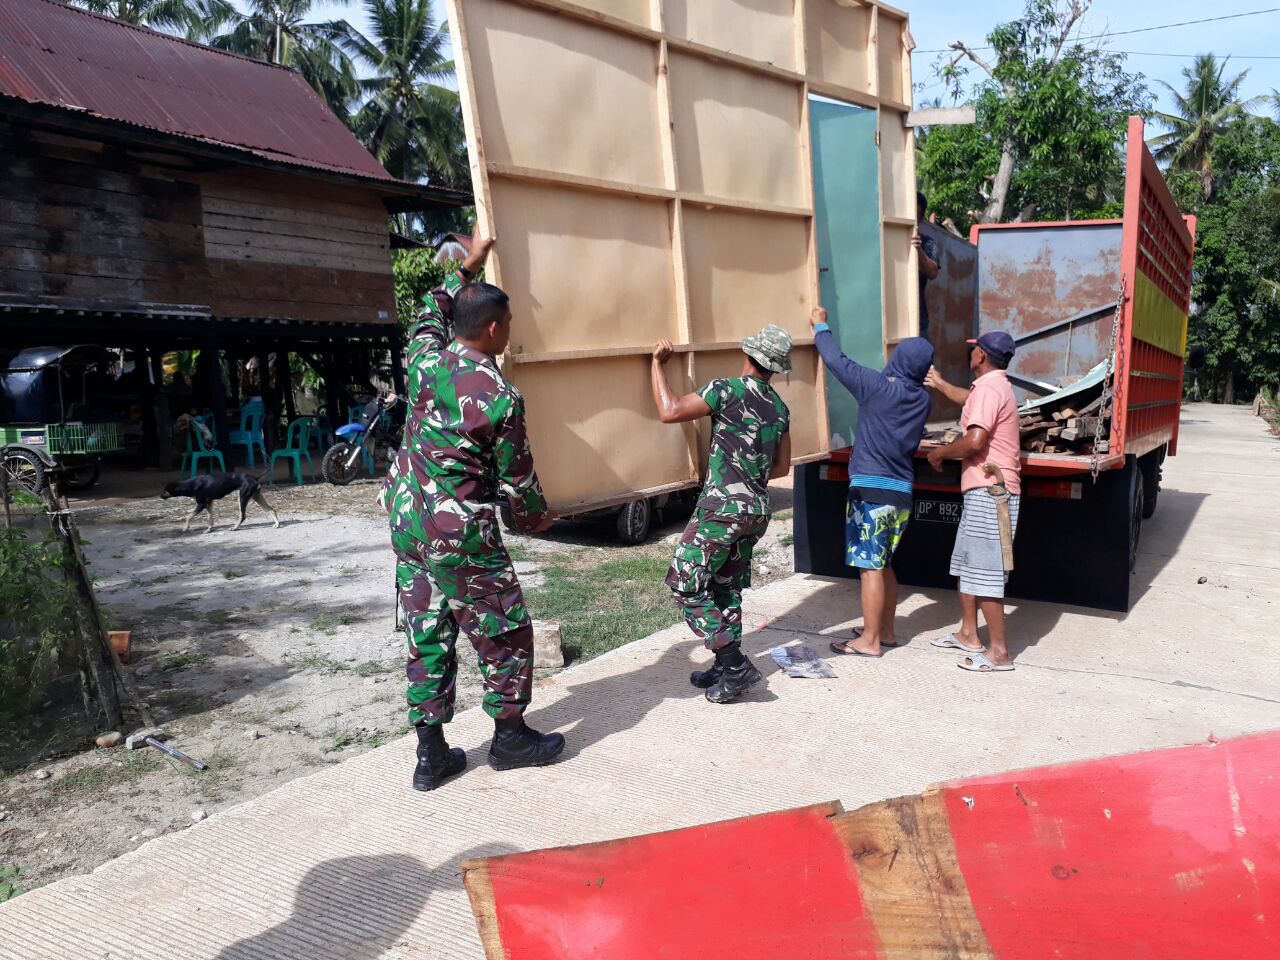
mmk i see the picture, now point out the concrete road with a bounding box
[2,404,1277,959]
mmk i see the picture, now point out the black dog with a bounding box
[161,473,280,533]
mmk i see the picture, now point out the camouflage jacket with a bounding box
[695,376,790,516]
[381,272,550,536]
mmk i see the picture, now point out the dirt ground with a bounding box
[0,474,796,890]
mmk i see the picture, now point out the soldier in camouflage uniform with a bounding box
[650,326,793,703]
[381,237,565,791]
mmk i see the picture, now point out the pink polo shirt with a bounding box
[959,370,1021,494]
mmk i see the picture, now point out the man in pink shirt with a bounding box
[925,331,1021,672]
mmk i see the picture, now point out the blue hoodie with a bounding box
[814,326,934,506]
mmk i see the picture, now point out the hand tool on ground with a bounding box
[125,728,209,771]
[982,462,1015,572]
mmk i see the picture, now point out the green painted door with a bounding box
[809,96,883,449]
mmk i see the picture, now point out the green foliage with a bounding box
[919,0,1151,232]
[393,249,454,332]
[0,529,78,717]
[0,865,25,903]
[1174,117,1280,400]
[1150,55,1254,199]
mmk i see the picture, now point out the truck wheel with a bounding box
[321,442,359,486]
[1129,464,1144,573]
[61,465,100,491]
[616,498,652,545]
[2,448,46,496]
[1139,453,1161,519]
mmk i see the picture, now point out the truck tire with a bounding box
[616,498,652,545]
[60,465,100,491]
[1139,451,1162,519]
[2,447,46,496]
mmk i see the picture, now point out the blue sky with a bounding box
[303,0,1280,115]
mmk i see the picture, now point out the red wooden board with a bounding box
[480,803,880,959]
[942,732,1280,958]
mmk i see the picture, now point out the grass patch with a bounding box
[0,865,25,903]
[164,652,209,671]
[773,509,793,522]
[8,491,40,507]
[505,540,533,563]
[289,652,350,675]
[525,553,679,663]
[322,726,390,753]
[779,531,794,548]
[50,750,162,794]
[308,611,361,635]
[354,660,395,677]
[222,570,246,580]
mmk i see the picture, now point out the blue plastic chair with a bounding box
[306,414,334,452]
[229,400,267,468]
[269,418,315,486]
[185,414,225,478]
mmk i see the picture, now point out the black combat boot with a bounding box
[413,723,467,792]
[689,662,723,689]
[487,720,566,771]
[704,642,764,704]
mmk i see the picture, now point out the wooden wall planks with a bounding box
[447,0,915,511]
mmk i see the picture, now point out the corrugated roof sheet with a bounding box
[0,0,396,183]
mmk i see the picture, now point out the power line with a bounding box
[1110,49,1280,59]
[914,5,1280,54]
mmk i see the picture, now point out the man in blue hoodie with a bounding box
[811,307,934,657]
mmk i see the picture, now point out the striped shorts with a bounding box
[950,488,1021,598]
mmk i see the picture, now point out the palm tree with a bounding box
[325,0,466,186]
[1149,54,1254,199]
[68,0,201,31]
[211,0,358,120]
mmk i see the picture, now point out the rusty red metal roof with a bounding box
[0,0,397,184]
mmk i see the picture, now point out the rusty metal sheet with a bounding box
[0,0,393,183]
[920,221,977,421]
[976,222,1123,404]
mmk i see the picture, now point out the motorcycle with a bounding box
[321,394,401,486]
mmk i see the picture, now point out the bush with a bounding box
[0,528,79,717]
[393,249,456,333]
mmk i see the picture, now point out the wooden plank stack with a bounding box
[1019,394,1108,455]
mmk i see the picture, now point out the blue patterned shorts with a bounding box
[846,498,911,570]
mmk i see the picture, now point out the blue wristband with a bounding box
[813,322,831,333]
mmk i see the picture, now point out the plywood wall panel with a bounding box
[876,12,907,105]
[805,0,873,93]
[491,178,677,355]
[569,0,653,27]
[665,0,798,70]
[510,356,697,509]
[668,52,806,208]
[882,223,914,341]
[879,108,914,220]
[464,0,665,187]
[683,206,811,343]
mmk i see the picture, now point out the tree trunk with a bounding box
[1224,369,1236,405]
[979,141,1017,223]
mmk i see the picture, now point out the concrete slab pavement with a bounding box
[2,404,1277,959]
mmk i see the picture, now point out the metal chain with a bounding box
[1092,277,1126,481]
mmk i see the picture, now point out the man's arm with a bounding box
[650,339,713,423]
[493,394,556,533]
[925,366,970,406]
[926,426,989,472]
[769,431,792,480]
[810,307,881,403]
[914,233,940,280]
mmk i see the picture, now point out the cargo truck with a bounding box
[795,116,1196,612]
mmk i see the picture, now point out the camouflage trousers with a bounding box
[666,508,770,650]
[390,526,533,728]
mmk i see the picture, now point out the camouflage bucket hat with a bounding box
[742,324,793,373]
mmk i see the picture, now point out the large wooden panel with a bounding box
[492,179,677,355]
[509,357,697,510]
[463,0,665,187]
[665,0,798,70]
[882,223,914,341]
[669,52,806,208]
[805,0,873,93]
[875,10,907,105]
[682,206,810,343]
[879,107,913,220]
[448,0,914,508]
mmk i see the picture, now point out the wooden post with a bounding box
[201,335,232,457]
[226,352,240,408]
[276,345,296,424]
[257,346,274,448]
[137,348,159,468]
[324,340,343,427]
[389,334,406,399]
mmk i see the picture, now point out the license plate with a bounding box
[915,499,962,524]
